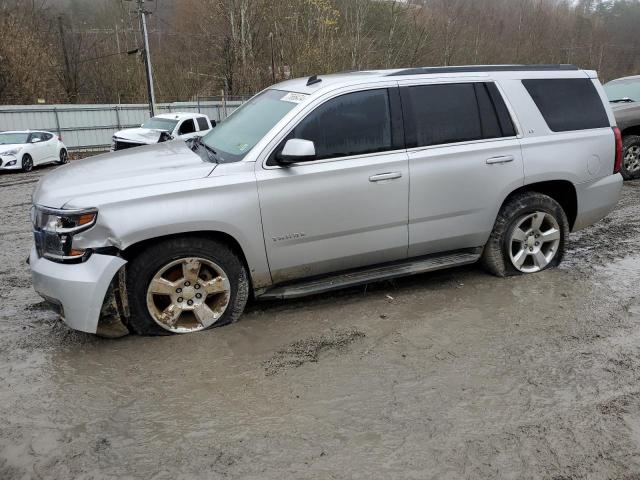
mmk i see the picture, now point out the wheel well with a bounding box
[622,125,640,138]
[506,180,577,229]
[121,231,252,287]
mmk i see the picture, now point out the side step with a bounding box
[258,249,481,300]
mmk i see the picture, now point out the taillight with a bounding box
[58,135,62,142]
[613,127,622,174]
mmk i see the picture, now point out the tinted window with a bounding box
[403,83,481,147]
[486,83,516,137]
[178,119,196,135]
[197,117,209,131]
[287,89,392,161]
[402,82,516,148]
[42,133,53,141]
[522,78,609,132]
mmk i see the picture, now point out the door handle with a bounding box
[486,155,515,165]
[369,172,402,182]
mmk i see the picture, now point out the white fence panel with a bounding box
[0,99,247,151]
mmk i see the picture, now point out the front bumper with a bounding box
[0,155,20,170]
[29,247,127,334]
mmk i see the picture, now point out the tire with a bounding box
[621,135,640,180]
[58,149,69,165]
[126,236,249,335]
[21,154,33,172]
[481,192,569,277]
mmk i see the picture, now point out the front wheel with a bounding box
[126,237,249,335]
[21,154,33,172]
[481,192,569,277]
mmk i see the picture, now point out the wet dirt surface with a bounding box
[2,166,640,479]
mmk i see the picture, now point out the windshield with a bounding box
[0,132,28,145]
[142,117,179,131]
[201,89,305,162]
[604,78,640,102]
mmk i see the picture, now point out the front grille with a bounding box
[114,140,145,151]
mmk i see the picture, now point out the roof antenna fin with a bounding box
[306,75,322,86]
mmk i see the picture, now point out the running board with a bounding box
[258,249,481,300]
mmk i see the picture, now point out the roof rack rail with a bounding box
[387,64,579,76]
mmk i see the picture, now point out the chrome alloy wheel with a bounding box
[624,145,640,174]
[509,211,561,273]
[146,257,231,333]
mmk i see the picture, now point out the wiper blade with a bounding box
[190,136,220,163]
[610,98,634,103]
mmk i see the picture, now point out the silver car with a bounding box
[29,65,623,337]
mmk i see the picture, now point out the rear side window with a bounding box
[522,78,609,132]
[288,89,392,160]
[197,117,209,131]
[42,133,53,141]
[178,119,196,135]
[401,82,515,148]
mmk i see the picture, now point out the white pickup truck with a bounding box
[112,112,214,151]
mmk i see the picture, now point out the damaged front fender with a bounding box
[96,267,131,338]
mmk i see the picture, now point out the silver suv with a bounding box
[29,65,623,337]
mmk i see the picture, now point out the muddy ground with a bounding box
[1,164,640,479]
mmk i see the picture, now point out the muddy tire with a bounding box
[126,236,249,335]
[21,154,33,172]
[621,135,640,180]
[481,192,569,277]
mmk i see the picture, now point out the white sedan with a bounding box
[0,131,69,172]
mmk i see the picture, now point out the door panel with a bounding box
[408,139,524,256]
[257,152,409,283]
[400,81,524,257]
[43,134,57,161]
[28,133,48,164]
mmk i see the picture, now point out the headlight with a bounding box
[1,147,22,156]
[31,206,98,263]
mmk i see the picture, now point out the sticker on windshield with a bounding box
[281,92,308,104]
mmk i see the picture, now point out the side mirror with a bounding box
[277,139,316,164]
[210,120,217,128]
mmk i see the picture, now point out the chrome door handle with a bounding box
[369,172,402,182]
[486,155,515,165]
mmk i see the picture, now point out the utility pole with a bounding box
[269,32,276,84]
[134,0,156,117]
[57,16,74,103]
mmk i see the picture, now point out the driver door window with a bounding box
[270,89,394,164]
[178,119,196,136]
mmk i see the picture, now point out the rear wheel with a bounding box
[58,149,69,165]
[481,192,569,277]
[126,236,249,335]
[621,135,640,180]
[21,154,33,172]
